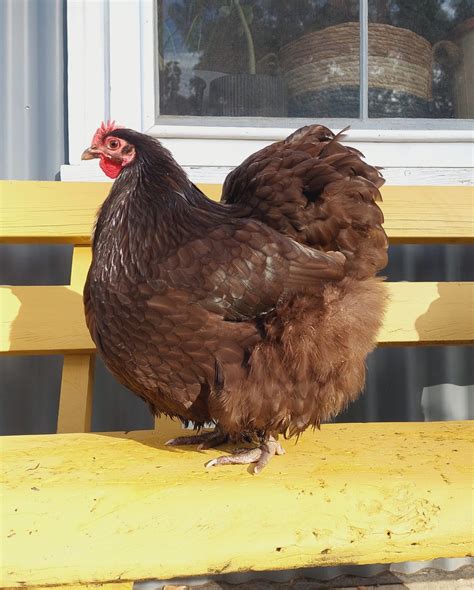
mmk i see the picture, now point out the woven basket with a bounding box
[281,22,433,117]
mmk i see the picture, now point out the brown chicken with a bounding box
[82,122,388,473]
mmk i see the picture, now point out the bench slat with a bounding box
[1,421,472,587]
[57,354,95,433]
[0,286,95,354]
[381,185,474,243]
[382,281,474,346]
[1,181,473,244]
[1,281,473,354]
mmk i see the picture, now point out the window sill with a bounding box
[148,124,473,143]
[62,126,473,183]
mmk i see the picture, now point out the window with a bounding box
[64,0,473,182]
[158,0,473,121]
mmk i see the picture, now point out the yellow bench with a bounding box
[1,180,473,589]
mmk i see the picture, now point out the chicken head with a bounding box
[81,120,136,179]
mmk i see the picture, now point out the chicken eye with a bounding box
[108,139,120,150]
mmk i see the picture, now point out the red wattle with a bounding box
[99,156,123,179]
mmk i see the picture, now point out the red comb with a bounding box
[92,120,123,145]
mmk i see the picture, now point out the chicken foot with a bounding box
[165,426,228,450]
[205,436,285,474]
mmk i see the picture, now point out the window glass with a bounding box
[157,0,473,120]
[368,0,474,118]
[158,0,359,118]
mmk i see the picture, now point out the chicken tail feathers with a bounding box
[221,124,388,279]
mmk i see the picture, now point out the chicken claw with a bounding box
[205,437,285,474]
[165,427,228,450]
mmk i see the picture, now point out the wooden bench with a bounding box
[1,180,473,589]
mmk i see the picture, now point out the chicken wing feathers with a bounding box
[152,218,346,321]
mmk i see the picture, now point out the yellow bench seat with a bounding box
[1,420,472,588]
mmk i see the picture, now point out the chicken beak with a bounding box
[81,147,101,160]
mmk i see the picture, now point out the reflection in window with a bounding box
[157,0,473,119]
[369,0,473,118]
[158,0,359,118]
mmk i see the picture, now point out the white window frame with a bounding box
[62,0,474,186]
